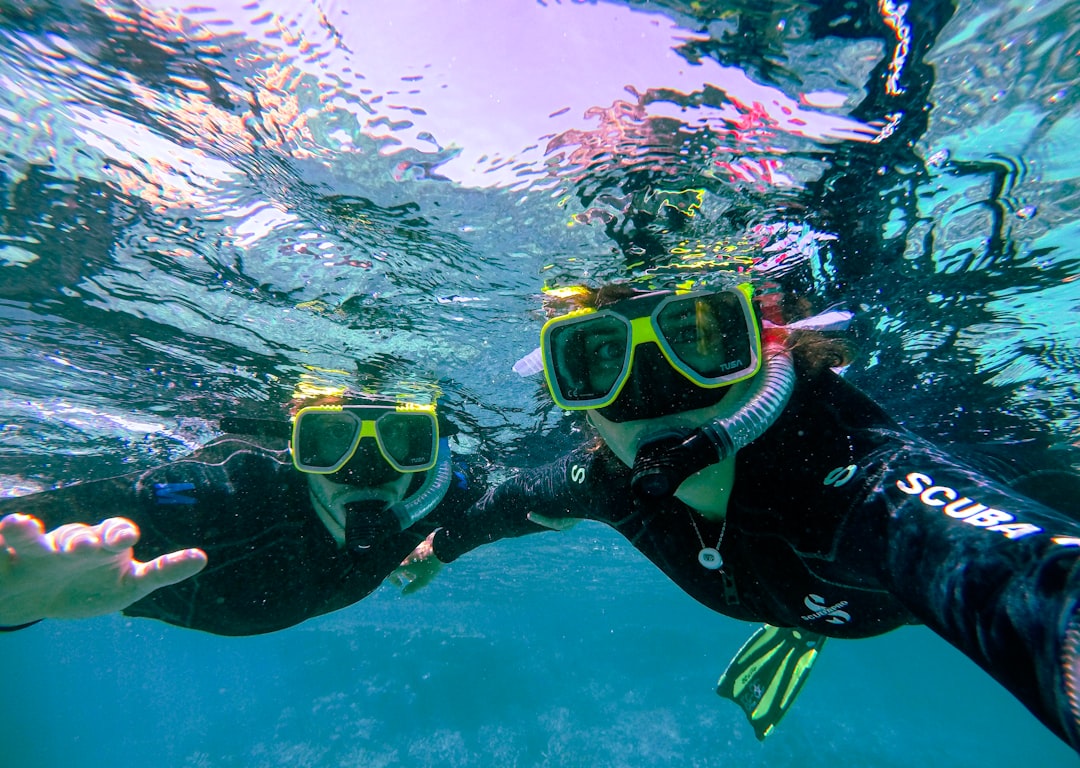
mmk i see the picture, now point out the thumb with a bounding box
[131,549,208,594]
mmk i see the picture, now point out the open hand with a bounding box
[0,513,207,626]
[389,532,443,595]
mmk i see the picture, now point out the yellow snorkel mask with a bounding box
[540,283,762,420]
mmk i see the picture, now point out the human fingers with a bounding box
[400,535,435,566]
[131,548,207,591]
[49,523,103,554]
[0,514,48,552]
[400,559,442,595]
[400,566,439,595]
[96,518,140,553]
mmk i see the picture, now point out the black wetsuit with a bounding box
[0,434,484,635]
[430,371,1080,750]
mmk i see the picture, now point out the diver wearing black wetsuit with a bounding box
[0,432,484,636]
[428,369,1080,750]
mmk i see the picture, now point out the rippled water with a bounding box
[1,0,1078,765]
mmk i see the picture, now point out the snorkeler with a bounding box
[408,281,1080,750]
[0,391,483,635]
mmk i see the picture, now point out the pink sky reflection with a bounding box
[151,0,879,187]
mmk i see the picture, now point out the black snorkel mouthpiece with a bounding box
[344,500,402,550]
[630,427,735,499]
[629,347,797,500]
[342,442,455,550]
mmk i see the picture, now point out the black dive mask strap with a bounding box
[220,417,292,440]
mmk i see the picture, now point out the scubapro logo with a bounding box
[801,594,851,625]
[569,464,586,484]
[894,472,1042,539]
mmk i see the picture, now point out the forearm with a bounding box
[431,454,591,563]
[0,475,140,529]
[430,478,553,563]
[877,453,1080,750]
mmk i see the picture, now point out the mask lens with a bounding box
[376,412,437,470]
[655,292,755,380]
[295,411,360,471]
[548,314,630,404]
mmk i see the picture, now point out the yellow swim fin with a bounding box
[715,624,826,740]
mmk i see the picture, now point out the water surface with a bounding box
[1,1,1077,765]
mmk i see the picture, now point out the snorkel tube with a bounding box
[631,307,795,499]
[341,437,454,551]
[390,437,453,529]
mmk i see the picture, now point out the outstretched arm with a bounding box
[0,513,207,627]
[428,449,602,564]
[857,444,1080,753]
[387,449,603,594]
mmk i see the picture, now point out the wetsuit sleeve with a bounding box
[0,436,296,527]
[430,448,602,563]
[0,473,144,527]
[0,437,300,634]
[856,438,1080,751]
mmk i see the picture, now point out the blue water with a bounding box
[6,533,1076,766]
[1,0,1078,765]
[5,531,1077,767]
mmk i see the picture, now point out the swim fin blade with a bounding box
[715,624,827,740]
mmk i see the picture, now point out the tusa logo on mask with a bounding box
[894,472,1042,539]
[716,358,748,372]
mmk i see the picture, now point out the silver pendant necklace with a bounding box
[687,511,726,570]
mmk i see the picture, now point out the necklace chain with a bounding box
[687,510,727,570]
